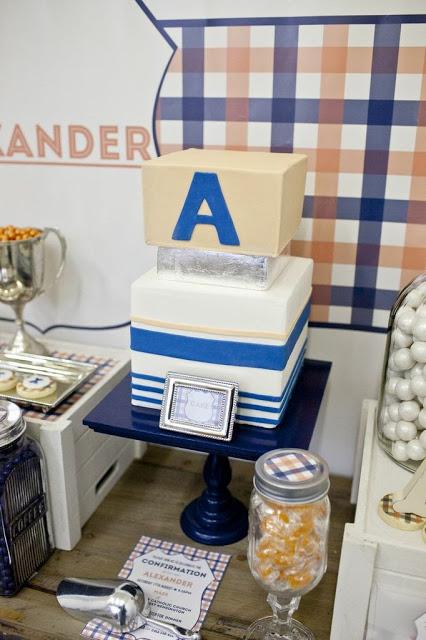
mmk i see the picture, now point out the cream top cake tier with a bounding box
[142,149,307,257]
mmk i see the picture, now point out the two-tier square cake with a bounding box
[131,149,312,429]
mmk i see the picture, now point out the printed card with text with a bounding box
[81,536,231,640]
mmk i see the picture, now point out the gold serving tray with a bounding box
[0,352,98,413]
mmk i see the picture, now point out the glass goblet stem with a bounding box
[267,593,301,636]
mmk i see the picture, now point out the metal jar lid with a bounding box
[254,448,330,504]
[0,400,26,448]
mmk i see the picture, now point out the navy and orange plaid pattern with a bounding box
[380,493,425,525]
[264,451,320,482]
[155,19,426,330]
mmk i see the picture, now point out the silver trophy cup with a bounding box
[0,228,66,355]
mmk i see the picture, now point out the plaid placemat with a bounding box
[20,351,118,421]
[155,19,426,330]
[82,535,231,639]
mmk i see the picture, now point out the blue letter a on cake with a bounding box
[172,172,240,245]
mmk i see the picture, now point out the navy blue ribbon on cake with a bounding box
[131,344,306,425]
[131,300,310,371]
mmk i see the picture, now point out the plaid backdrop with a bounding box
[155,19,426,330]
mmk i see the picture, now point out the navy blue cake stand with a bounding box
[83,359,330,546]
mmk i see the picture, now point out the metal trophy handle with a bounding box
[40,227,67,294]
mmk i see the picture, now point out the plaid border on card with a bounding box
[81,536,231,639]
[155,19,426,331]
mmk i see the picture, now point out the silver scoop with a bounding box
[57,577,201,639]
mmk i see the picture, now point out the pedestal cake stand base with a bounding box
[181,453,248,545]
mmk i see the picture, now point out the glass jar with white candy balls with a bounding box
[378,273,426,471]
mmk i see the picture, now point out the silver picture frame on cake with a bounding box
[159,372,238,441]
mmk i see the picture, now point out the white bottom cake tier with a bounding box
[130,257,312,429]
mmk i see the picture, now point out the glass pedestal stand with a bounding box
[245,595,314,640]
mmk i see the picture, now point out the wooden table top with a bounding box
[0,446,355,640]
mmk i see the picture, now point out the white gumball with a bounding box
[411,341,426,363]
[386,377,401,395]
[405,290,423,309]
[396,420,418,441]
[393,348,415,371]
[397,308,416,333]
[411,375,426,397]
[392,440,409,461]
[395,379,415,400]
[388,402,401,422]
[406,439,426,461]
[388,353,399,372]
[383,421,398,441]
[381,406,390,423]
[384,393,397,405]
[399,400,420,421]
[392,328,413,349]
[387,369,400,378]
[416,304,426,318]
[410,363,424,378]
[415,418,424,430]
[420,430,426,449]
[413,318,426,341]
[418,409,426,428]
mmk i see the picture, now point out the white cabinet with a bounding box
[0,334,144,551]
[331,400,426,640]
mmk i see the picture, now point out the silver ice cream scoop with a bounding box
[57,577,201,639]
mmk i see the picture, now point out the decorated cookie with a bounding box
[378,493,426,531]
[16,374,57,399]
[0,369,18,392]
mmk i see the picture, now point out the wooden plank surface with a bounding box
[0,445,355,640]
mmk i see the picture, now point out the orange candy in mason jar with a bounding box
[253,500,326,591]
[248,450,330,596]
[247,450,330,638]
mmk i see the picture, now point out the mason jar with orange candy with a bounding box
[246,449,330,640]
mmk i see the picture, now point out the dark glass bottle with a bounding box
[0,400,52,596]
